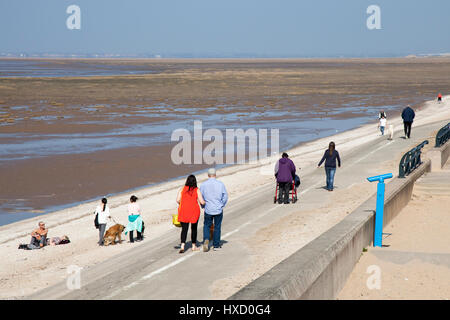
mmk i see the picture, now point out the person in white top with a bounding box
[127,195,144,242]
[128,195,141,216]
[379,114,387,136]
[95,198,112,246]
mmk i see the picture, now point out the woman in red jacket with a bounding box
[176,175,205,253]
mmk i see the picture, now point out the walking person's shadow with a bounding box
[174,240,230,251]
[317,186,339,190]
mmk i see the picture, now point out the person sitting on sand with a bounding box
[18,221,48,250]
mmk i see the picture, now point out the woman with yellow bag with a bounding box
[176,175,205,253]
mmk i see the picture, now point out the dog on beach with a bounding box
[388,124,394,140]
[103,224,125,246]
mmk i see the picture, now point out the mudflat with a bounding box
[1,57,450,223]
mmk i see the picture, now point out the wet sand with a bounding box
[1,57,450,224]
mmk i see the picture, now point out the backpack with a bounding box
[94,212,99,229]
[294,174,301,187]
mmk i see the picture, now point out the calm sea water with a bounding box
[0,59,158,77]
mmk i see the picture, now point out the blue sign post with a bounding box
[367,173,393,247]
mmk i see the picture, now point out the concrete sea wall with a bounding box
[229,159,432,300]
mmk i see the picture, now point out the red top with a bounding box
[438,93,442,98]
[178,186,200,223]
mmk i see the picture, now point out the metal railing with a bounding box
[398,140,429,178]
[435,122,450,148]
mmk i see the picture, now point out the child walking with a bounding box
[379,114,387,135]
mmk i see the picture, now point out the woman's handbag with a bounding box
[172,214,181,228]
[94,212,99,229]
[172,189,183,228]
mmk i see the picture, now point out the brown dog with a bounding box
[103,224,125,246]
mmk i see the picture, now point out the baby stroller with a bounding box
[274,174,300,204]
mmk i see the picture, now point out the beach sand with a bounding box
[337,163,450,300]
[1,95,449,299]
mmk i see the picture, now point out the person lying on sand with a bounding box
[47,235,70,246]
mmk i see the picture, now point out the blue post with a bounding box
[367,173,393,247]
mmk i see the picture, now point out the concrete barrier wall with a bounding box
[429,139,450,171]
[229,159,431,300]
[383,160,431,227]
[441,140,450,168]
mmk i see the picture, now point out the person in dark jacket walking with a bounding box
[401,105,415,139]
[318,142,341,191]
[274,153,296,204]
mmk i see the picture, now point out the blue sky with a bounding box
[1,0,449,57]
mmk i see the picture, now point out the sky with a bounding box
[1,0,449,57]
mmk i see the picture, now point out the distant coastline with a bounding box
[1,53,450,59]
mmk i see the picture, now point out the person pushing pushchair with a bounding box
[274,153,297,204]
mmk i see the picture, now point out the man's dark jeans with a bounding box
[27,236,46,250]
[203,212,223,248]
[403,121,412,138]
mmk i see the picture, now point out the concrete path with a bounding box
[29,120,449,300]
[338,162,450,299]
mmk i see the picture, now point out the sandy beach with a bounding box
[1,94,449,299]
[338,163,450,300]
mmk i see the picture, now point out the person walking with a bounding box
[378,113,387,136]
[437,93,442,103]
[176,175,205,253]
[274,152,296,204]
[318,142,341,191]
[125,195,144,243]
[401,105,415,139]
[378,110,387,119]
[200,168,228,252]
[94,198,112,246]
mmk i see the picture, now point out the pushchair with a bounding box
[274,174,300,204]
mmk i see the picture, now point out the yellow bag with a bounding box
[173,189,183,227]
[172,214,181,228]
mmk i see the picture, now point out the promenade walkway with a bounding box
[27,119,450,300]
